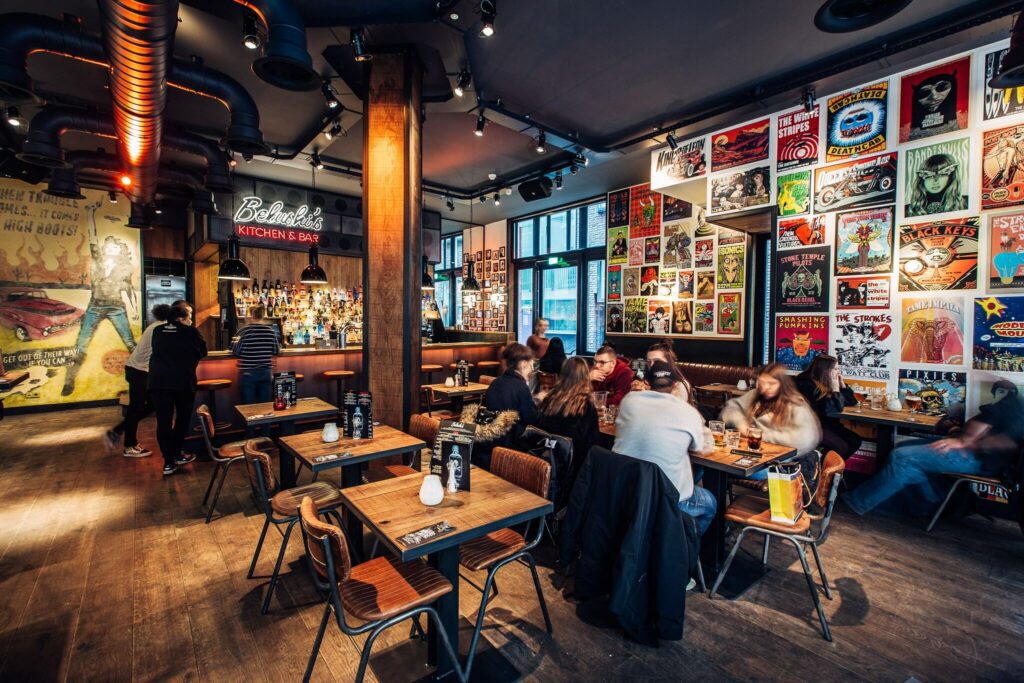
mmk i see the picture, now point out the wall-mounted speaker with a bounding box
[518,176,553,202]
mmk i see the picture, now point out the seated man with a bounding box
[846,380,1024,517]
[589,344,633,406]
[613,360,716,542]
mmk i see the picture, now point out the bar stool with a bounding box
[420,364,443,415]
[476,360,500,380]
[293,373,305,397]
[196,378,232,430]
[323,369,355,406]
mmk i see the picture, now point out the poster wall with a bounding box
[0,182,141,408]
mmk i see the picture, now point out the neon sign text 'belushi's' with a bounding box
[232,196,324,231]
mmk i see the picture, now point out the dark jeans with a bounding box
[821,422,863,459]
[151,389,196,466]
[239,367,272,405]
[112,366,151,447]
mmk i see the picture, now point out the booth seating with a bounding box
[677,362,757,389]
[476,360,500,380]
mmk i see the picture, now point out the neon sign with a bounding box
[235,224,320,244]
[232,195,324,231]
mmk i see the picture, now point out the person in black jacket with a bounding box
[149,303,208,475]
[537,356,600,476]
[483,342,538,447]
[538,336,567,374]
[795,354,862,458]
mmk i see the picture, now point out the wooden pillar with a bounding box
[363,50,423,429]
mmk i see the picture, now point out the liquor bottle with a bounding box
[304,328,311,345]
[352,404,363,440]
[275,279,281,295]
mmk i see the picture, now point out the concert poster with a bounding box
[696,271,715,299]
[777,215,826,250]
[776,246,831,312]
[608,264,622,301]
[983,48,1024,121]
[898,217,978,291]
[628,239,644,266]
[903,137,970,218]
[645,236,661,263]
[777,107,820,171]
[835,276,890,309]
[710,118,771,171]
[677,270,694,300]
[606,304,623,333]
[694,239,714,268]
[777,170,811,216]
[629,183,661,238]
[709,166,771,215]
[672,300,694,335]
[607,227,628,265]
[989,211,1024,290]
[695,301,715,333]
[608,189,630,227]
[658,269,677,298]
[900,296,965,365]
[639,265,660,297]
[623,297,648,334]
[775,314,829,371]
[834,206,895,275]
[813,152,898,213]
[717,243,745,289]
[717,292,742,336]
[662,196,692,222]
[974,295,1024,372]
[898,369,966,415]
[832,312,895,380]
[622,267,640,297]
[981,124,1024,211]
[662,222,691,269]
[899,56,970,142]
[650,138,707,189]
[826,81,888,161]
[647,299,673,335]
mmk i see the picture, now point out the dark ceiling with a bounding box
[0,0,1020,228]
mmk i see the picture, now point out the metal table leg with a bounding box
[428,546,460,680]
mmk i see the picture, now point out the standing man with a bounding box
[232,305,280,404]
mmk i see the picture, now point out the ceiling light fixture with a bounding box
[242,13,261,50]
[324,122,344,140]
[310,151,325,170]
[243,152,253,163]
[488,172,497,180]
[5,106,24,128]
[449,10,460,20]
[666,131,679,151]
[803,86,817,113]
[446,196,455,212]
[351,27,372,62]
[474,113,486,136]
[300,245,328,284]
[479,195,487,203]
[228,152,237,168]
[119,173,132,187]
[322,80,340,109]
[218,235,251,281]
[576,153,589,167]
[453,69,471,98]
[108,190,118,204]
[554,171,563,190]
[493,193,500,206]
[504,188,512,196]
[813,0,913,33]
[569,163,578,176]
[479,0,496,37]
[535,130,547,154]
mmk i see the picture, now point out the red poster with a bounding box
[777,107,820,171]
[899,56,970,143]
[775,314,829,371]
[628,183,661,238]
[711,119,771,171]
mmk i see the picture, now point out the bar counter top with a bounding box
[202,340,504,359]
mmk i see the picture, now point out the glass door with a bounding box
[540,263,579,354]
[517,266,534,344]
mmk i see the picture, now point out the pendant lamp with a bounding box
[218,235,251,280]
[300,245,328,284]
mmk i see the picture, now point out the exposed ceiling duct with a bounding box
[0,13,266,154]
[17,107,233,193]
[233,0,320,91]
[97,0,179,204]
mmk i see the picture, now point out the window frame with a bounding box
[435,234,465,327]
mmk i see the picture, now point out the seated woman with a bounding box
[795,354,862,458]
[537,357,600,467]
[481,342,538,449]
[630,339,694,403]
[721,363,821,479]
[846,380,1024,517]
[538,336,567,374]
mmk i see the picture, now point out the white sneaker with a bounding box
[123,446,152,458]
[686,578,697,591]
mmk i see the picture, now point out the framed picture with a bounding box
[499,273,506,284]
[475,250,483,262]
[498,260,506,272]
[486,249,493,259]
[499,246,506,258]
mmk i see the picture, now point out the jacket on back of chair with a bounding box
[558,446,697,645]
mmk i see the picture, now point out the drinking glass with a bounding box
[905,391,922,414]
[852,389,867,413]
[709,420,725,448]
[747,427,762,450]
[592,391,608,422]
[725,428,740,449]
[869,388,884,411]
[603,404,617,425]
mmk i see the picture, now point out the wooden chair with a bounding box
[458,447,553,679]
[478,374,497,386]
[710,451,845,641]
[297,497,466,683]
[242,440,345,614]
[362,415,435,485]
[196,404,275,524]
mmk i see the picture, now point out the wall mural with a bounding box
[606,182,747,339]
[0,180,140,408]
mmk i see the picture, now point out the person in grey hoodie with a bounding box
[721,363,821,479]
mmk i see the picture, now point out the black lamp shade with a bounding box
[300,245,328,284]
[463,260,481,292]
[219,235,251,280]
[421,256,435,291]
[126,202,151,229]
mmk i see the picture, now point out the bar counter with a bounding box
[196,341,504,430]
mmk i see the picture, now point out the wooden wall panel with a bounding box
[143,225,184,260]
[193,261,220,340]
[236,247,362,288]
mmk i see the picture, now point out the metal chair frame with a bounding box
[244,450,344,614]
[299,514,466,683]
[927,447,1024,532]
[709,472,844,641]
[196,404,248,524]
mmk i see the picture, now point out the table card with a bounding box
[431,419,476,492]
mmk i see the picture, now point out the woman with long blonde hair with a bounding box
[538,356,600,463]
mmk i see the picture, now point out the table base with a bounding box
[706,554,770,600]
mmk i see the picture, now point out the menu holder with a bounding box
[398,521,456,547]
[431,419,476,492]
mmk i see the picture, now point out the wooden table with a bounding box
[424,382,489,415]
[235,397,339,488]
[279,425,426,545]
[840,406,943,468]
[599,419,795,598]
[338,467,552,680]
[696,383,749,397]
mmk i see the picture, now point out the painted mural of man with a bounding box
[61,202,138,396]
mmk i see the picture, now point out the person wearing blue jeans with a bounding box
[846,380,1024,517]
[232,305,280,436]
[239,368,272,405]
[678,485,717,536]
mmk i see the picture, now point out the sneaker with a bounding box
[686,577,697,591]
[162,464,177,476]
[174,452,197,466]
[123,446,152,458]
[106,429,121,446]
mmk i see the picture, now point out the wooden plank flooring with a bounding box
[1,406,1023,682]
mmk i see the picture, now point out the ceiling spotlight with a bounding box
[242,13,261,50]
[446,196,455,212]
[474,113,486,136]
[324,122,343,140]
[322,80,340,109]
[453,69,471,98]
[569,163,578,176]
[449,10,460,20]
[5,106,24,127]
[151,203,163,215]
[666,131,679,151]
[243,152,253,163]
[488,172,497,180]
[228,152,237,168]
[119,173,132,187]
[351,27,372,62]
[479,0,496,37]
[479,195,487,203]
[493,193,500,206]
[554,171,563,190]
[802,86,817,113]
[107,190,118,204]
[504,187,512,196]
[535,131,547,154]
[576,153,589,167]
[310,152,324,170]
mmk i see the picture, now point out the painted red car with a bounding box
[0,287,84,341]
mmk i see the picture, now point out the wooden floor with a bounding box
[2,406,1023,682]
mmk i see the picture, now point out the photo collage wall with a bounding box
[605,183,748,339]
[461,222,508,332]
[646,39,1024,419]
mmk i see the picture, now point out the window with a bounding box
[517,267,534,345]
[515,220,535,258]
[434,235,465,328]
[586,259,606,353]
[515,199,603,259]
